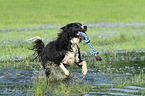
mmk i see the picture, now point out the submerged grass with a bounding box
[31,65,145,95]
[32,75,91,95]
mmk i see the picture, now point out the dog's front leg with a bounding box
[59,63,70,78]
[79,61,87,76]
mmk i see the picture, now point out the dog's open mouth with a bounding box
[76,32,86,38]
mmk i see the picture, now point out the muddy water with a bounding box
[0,23,145,95]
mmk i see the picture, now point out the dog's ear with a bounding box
[61,26,67,30]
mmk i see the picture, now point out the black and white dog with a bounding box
[28,23,88,78]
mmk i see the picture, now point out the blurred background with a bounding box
[0,0,145,28]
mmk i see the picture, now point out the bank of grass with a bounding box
[0,0,145,28]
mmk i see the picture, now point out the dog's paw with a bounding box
[79,61,87,76]
[64,70,70,78]
[82,70,87,76]
[59,63,70,78]
[64,74,70,79]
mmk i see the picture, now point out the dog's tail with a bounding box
[27,36,44,56]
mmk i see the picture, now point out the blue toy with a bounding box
[78,32,102,61]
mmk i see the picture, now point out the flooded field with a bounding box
[0,23,145,95]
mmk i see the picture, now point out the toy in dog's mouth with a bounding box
[77,31,102,61]
[76,32,85,38]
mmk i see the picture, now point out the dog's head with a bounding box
[60,23,87,38]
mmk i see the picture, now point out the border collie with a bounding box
[28,23,88,78]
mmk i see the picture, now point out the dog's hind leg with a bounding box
[59,63,70,78]
[45,67,51,78]
[42,60,51,78]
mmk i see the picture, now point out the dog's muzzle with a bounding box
[81,26,87,32]
[76,26,87,37]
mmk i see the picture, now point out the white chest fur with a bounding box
[62,38,80,66]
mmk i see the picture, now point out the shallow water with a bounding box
[0,23,145,95]
[73,50,145,95]
[0,68,34,95]
[0,50,145,95]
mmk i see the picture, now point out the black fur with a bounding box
[30,23,87,77]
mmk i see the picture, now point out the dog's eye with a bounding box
[75,25,79,28]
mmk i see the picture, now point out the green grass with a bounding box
[1,0,145,28]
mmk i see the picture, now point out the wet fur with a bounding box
[29,23,87,77]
